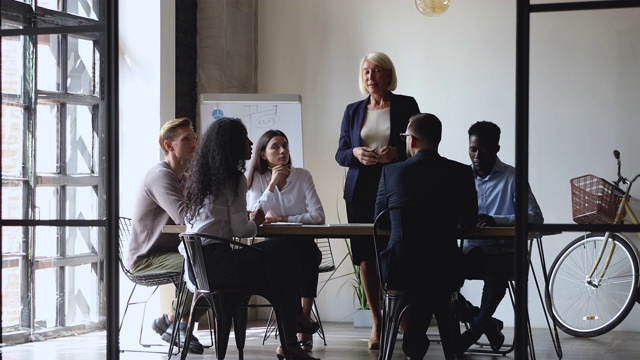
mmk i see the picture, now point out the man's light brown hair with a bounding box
[159,117,193,155]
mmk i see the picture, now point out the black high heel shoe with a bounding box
[296,321,320,334]
[299,339,313,352]
[276,345,320,360]
[295,315,320,334]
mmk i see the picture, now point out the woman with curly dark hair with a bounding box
[182,117,320,360]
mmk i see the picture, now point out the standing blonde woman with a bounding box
[335,52,420,350]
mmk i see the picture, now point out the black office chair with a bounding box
[171,232,291,360]
[372,208,410,360]
[373,208,463,360]
[117,217,183,354]
[261,237,336,346]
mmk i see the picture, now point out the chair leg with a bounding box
[311,299,327,346]
[262,307,279,345]
[379,293,409,360]
[233,297,251,360]
[138,285,160,347]
[119,283,137,332]
[168,280,187,358]
[120,283,169,348]
[212,294,245,360]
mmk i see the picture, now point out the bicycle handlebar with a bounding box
[612,150,640,195]
[613,150,625,187]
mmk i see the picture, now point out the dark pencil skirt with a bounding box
[346,165,381,265]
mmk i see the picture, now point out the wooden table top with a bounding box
[163,224,559,239]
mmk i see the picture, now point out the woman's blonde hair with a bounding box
[358,52,398,95]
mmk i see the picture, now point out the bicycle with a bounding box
[546,150,640,337]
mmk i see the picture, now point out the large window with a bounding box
[1,0,112,344]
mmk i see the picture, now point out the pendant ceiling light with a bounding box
[415,0,451,17]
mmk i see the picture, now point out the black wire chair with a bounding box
[172,232,292,360]
[117,217,183,353]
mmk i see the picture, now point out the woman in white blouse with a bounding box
[247,130,325,351]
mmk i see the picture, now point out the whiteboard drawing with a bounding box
[211,108,224,120]
[200,94,303,169]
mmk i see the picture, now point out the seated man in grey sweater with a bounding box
[127,117,205,354]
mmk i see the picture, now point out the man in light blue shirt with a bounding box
[458,121,543,354]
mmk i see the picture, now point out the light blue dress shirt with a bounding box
[463,157,544,255]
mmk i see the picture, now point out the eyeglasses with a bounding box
[399,133,412,142]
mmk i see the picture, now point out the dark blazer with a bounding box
[374,149,478,292]
[335,92,420,203]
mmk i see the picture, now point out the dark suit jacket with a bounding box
[335,92,420,203]
[374,149,478,293]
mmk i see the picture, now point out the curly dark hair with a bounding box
[185,117,248,225]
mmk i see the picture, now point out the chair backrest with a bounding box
[315,238,336,273]
[373,208,391,291]
[118,217,135,280]
[179,233,211,293]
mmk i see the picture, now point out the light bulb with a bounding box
[415,0,451,17]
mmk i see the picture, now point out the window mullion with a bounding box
[56,28,69,327]
[20,11,37,331]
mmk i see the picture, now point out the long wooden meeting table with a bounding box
[164,223,554,239]
[162,223,562,358]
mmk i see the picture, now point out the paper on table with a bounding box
[262,222,303,226]
[327,223,372,227]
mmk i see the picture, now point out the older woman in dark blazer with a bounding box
[335,51,420,350]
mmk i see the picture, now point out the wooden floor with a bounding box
[2,320,639,360]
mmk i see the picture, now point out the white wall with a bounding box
[256,0,640,330]
[118,0,176,326]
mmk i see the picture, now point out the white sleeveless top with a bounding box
[360,108,390,152]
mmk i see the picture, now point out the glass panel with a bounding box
[1,36,23,95]
[68,0,99,20]
[1,180,24,221]
[67,36,95,95]
[35,225,58,258]
[66,104,95,174]
[35,186,59,221]
[65,263,99,325]
[67,185,98,219]
[36,103,59,173]
[2,240,23,328]
[66,226,98,256]
[39,0,99,20]
[37,34,61,92]
[34,267,57,329]
[1,105,25,177]
[38,0,61,12]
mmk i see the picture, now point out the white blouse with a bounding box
[360,108,391,153]
[248,167,325,225]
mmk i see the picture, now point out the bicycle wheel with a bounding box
[546,232,639,337]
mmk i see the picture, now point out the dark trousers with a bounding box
[463,247,514,333]
[202,240,302,345]
[402,288,458,360]
[266,237,321,298]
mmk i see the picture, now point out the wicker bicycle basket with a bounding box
[570,174,624,224]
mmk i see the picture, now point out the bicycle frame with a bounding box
[589,198,640,284]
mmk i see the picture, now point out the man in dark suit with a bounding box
[375,113,478,360]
